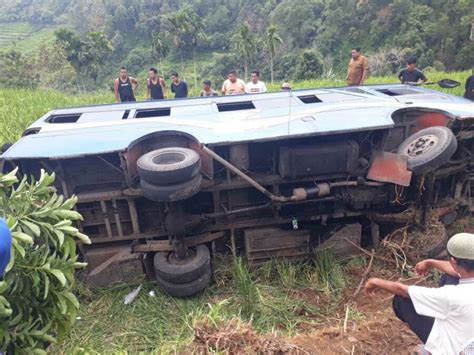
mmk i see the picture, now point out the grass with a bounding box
[0,69,469,146]
[0,69,470,352]
[50,252,346,354]
[0,89,111,144]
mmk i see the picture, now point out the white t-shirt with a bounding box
[408,278,474,355]
[245,81,267,94]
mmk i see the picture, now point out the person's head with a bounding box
[281,82,291,91]
[406,57,417,71]
[202,79,212,91]
[227,70,237,83]
[119,66,128,79]
[351,47,361,59]
[447,233,474,276]
[149,67,158,79]
[170,72,179,83]
[251,70,260,84]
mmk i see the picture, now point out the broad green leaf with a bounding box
[48,269,66,287]
[0,281,7,293]
[43,273,49,300]
[12,231,34,245]
[63,292,80,309]
[20,220,40,237]
[75,232,91,244]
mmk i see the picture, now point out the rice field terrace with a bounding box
[0,21,57,53]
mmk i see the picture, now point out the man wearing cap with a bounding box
[200,80,218,97]
[281,82,291,91]
[365,233,474,354]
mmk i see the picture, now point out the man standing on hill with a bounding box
[245,70,267,93]
[170,72,188,99]
[364,233,474,354]
[147,68,166,100]
[222,70,246,95]
[114,67,138,102]
[398,58,428,84]
[346,48,369,86]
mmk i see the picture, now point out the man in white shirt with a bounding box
[365,233,474,354]
[245,70,267,94]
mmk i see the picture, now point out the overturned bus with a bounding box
[1,84,473,297]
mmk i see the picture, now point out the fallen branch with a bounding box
[343,238,397,265]
[352,249,375,297]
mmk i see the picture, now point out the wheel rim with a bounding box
[167,249,196,265]
[403,134,439,157]
[152,152,186,165]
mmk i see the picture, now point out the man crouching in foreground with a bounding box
[364,233,474,354]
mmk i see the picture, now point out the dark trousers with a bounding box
[392,274,459,343]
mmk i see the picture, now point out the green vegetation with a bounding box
[50,251,345,354]
[0,69,469,146]
[0,1,472,91]
[0,89,110,144]
[0,170,91,352]
[0,22,57,53]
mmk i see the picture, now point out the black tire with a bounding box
[155,266,212,298]
[397,126,457,175]
[154,245,211,283]
[137,147,201,185]
[140,173,202,202]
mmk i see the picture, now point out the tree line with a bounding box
[0,0,472,91]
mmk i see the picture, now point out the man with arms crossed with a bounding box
[365,233,474,354]
[114,67,138,102]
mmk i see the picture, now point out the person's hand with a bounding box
[364,278,379,296]
[414,260,430,277]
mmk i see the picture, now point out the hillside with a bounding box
[0,21,57,53]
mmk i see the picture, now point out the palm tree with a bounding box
[186,10,207,89]
[266,25,282,84]
[234,24,255,81]
[151,32,170,74]
[164,10,190,75]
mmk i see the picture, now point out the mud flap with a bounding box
[367,152,412,187]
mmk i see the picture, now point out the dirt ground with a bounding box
[193,215,474,354]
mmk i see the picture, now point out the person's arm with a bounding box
[419,71,428,83]
[262,82,268,93]
[146,79,150,100]
[184,82,188,97]
[130,77,138,90]
[398,71,404,83]
[359,58,368,85]
[240,80,246,94]
[415,259,457,277]
[159,77,167,98]
[221,81,226,95]
[114,79,120,102]
[365,277,409,298]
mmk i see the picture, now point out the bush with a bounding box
[295,49,324,80]
[0,169,90,353]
